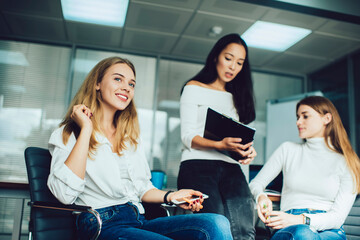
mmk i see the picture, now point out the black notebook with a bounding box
[203,108,256,160]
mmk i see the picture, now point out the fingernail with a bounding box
[196,199,200,203]
[200,195,203,199]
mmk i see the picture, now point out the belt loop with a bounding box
[127,202,138,215]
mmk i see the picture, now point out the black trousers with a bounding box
[177,160,255,240]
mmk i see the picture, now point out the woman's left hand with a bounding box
[169,189,204,212]
[265,211,304,229]
[238,146,257,165]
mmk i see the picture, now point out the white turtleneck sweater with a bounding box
[249,138,356,231]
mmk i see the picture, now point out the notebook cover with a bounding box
[203,107,256,160]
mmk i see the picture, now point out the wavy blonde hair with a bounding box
[297,96,360,193]
[60,56,140,156]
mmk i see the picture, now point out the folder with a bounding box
[203,107,256,160]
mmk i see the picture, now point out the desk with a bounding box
[268,195,281,202]
[0,182,29,240]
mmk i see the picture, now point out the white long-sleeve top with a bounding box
[47,126,155,213]
[180,85,249,180]
[249,138,356,231]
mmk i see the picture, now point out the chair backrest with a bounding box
[25,147,77,240]
[344,195,360,240]
[249,165,283,192]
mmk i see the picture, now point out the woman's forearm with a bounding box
[141,188,171,203]
[64,127,92,179]
[191,135,221,150]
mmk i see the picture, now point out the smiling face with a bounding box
[96,63,136,113]
[296,104,332,139]
[215,42,246,84]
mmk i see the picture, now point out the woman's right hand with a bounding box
[71,104,93,131]
[217,137,253,157]
[257,194,273,223]
[170,189,205,212]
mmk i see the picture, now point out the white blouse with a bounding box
[249,138,356,231]
[180,85,249,180]
[47,126,155,213]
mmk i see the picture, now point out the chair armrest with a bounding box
[160,203,176,216]
[29,201,92,212]
[29,201,102,240]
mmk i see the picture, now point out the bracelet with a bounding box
[301,214,311,225]
[164,190,174,205]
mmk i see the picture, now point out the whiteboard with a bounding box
[265,91,323,161]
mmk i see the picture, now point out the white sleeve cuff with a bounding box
[140,185,157,201]
[183,133,198,149]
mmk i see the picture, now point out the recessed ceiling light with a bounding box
[242,21,311,51]
[61,0,129,27]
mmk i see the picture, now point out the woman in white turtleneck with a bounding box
[249,96,360,240]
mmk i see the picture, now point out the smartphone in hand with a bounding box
[171,193,209,205]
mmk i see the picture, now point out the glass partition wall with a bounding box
[0,40,71,239]
[154,60,203,188]
[0,41,71,183]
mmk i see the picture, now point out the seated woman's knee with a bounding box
[204,213,230,228]
[273,225,317,240]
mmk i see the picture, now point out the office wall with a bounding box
[309,59,350,137]
[252,72,303,164]
[308,51,360,153]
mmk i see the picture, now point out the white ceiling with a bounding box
[0,0,360,75]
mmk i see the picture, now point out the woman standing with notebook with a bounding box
[177,33,257,240]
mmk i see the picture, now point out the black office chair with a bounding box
[343,194,360,240]
[24,147,102,240]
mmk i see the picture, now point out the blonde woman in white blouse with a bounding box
[250,96,360,240]
[47,56,233,240]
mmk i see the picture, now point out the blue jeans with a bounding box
[76,202,233,240]
[271,209,346,240]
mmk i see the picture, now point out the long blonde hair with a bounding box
[297,96,360,193]
[60,56,140,156]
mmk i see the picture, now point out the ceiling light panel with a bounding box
[242,21,311,51]
[61,0,129,27]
